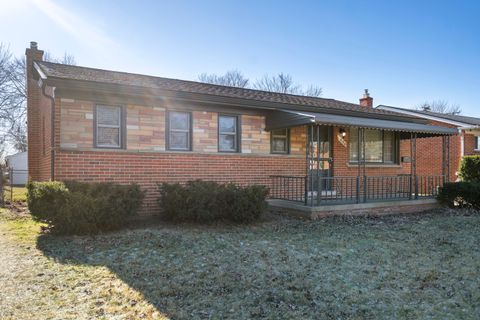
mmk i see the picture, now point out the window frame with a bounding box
[348,128,399,164]
[218,114,241,153]
[270,128,290,154]
[166,110,193,151]
[94,104,126,149]
[475,136,480,151]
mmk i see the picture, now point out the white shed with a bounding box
[5,151,28,186]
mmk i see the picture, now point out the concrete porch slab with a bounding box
[268,198,441,219]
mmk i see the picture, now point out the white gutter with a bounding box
[377,105,475,128]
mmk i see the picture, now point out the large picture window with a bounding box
[95,105,124,148]
[167,111,192,150]
[218,115,239,152]
[349,128,398,164]
[271,129,290,154]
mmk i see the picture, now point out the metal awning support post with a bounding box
[316,125,321,206]
[412,133,418,199]
[442,136,446,185]
[441,135,451,183]
[356,127,361,203]
[446,135,450,182]
[362,128,367,203]
[409,133,414,199]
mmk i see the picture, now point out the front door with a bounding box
[307,125,333,191]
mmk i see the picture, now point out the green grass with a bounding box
[1,209,480,319]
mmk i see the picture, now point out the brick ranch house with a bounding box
[26,42,458,217]
[378,105,480,181]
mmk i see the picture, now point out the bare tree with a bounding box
[198,70,249,88]
[253,73,322,97]
[416,100,461,115]
[43,51,76,65]
[253,73,300,94]
[0,44,76,153]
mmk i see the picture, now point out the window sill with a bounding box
[346,163,402,168]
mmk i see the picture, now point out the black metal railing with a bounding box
[365,175,412,201]
[270,174,446,206]
[270,175,307,203]
[306,176,359,206]
[417,175,445,198]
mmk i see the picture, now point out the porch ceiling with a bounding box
[266,110,458,138]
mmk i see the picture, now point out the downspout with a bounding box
[459,128,464,158]
[40,81,56,181]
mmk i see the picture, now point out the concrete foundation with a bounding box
[268,198,441,219]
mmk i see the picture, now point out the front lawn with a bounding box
[0,209,479,319]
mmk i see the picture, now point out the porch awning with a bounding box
[266,110,458,138]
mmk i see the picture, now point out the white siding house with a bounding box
[5,151,28,186]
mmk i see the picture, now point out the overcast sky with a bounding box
[1,0,479,115]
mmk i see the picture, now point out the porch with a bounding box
[266,110,457,213]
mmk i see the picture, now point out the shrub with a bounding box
[158,180,269,223]
[27,181,144,234]
[438,182,480,209]
[458,155,480,182]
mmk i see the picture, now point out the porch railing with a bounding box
[270,174,446,206]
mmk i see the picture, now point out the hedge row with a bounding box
[27,180,270,234]
[27,181,144,235]
[458,155,480,183]
[158,180,269,223]
[438,182,480,210]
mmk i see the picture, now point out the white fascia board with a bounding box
[377,105,472,128]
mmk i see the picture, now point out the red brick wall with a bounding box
[26,46,53,181]
[415,120,459,182]
[464,133,480,156]
[54,150,306,214]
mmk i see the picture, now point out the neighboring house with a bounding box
[5,151,28,186]
[26,42,457,216]
[377,105,480,181]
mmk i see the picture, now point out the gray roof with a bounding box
[266,110,458,137]
[36,61,414,119]
[378,105,480,126]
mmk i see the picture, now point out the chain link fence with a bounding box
[0,167,28,207]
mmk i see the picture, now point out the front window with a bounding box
[349,128,398,163]
[95,105,123,148]
[475,136,480,150]
[218,115,239,152]
[167,111,191,150]
[271,129,289,154]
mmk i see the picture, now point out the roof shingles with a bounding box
[36,61,411,118]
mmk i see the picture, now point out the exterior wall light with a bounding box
[339,128,346,137]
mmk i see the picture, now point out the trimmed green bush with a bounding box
[27,181,144,234]
[438,181,480,209]
[458,155,480,182]
[158,180,269,223]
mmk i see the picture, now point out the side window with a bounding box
[95,105,124,149]
[218,115,239,152]
[271,129,289,154]
[167,111,192,151]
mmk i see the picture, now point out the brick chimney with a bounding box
[25,41,44,180]
[359,89,373,107]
